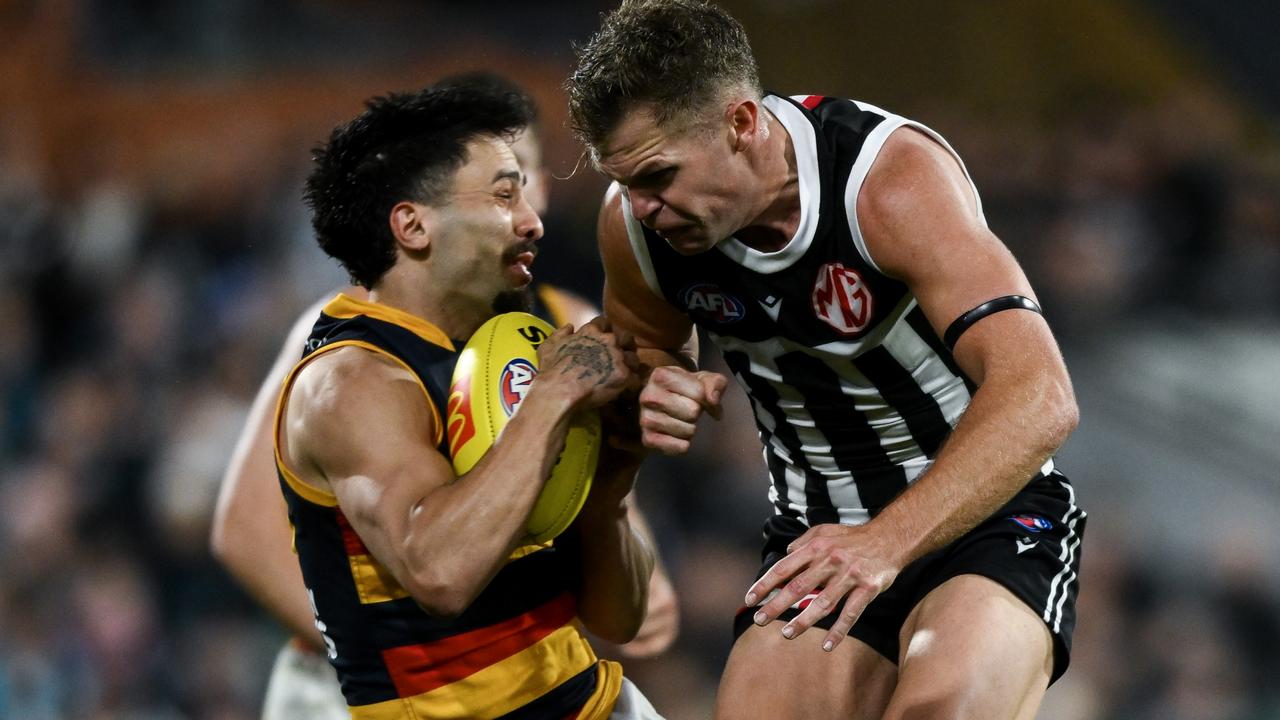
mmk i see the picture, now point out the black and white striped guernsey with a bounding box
[619,93,1054,527]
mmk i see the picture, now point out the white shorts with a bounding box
[261,642,347,720]
[611,677,665,720]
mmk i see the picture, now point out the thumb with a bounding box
[696,371,728,420]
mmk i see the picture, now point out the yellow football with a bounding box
[446,312,600,545]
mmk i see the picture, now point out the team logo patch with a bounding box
[811,263,873,334]
[679,282,746,323]
[499,359,537,416]
[1009,514,1053,532]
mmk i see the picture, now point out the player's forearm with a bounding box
[871,368,1077,567]
[211,512,324,648]
[572,495,655,644]
[401,389,580,615]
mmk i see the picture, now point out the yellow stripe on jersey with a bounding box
[347,552,410,604]
[274,339,445,508]
[348,627,605,720]
[323,293,456,351]
[577,660,624,720]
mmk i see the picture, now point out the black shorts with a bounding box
[732,470,1086,683]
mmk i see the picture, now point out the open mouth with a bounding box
[504,243,537,286]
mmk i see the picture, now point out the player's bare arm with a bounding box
[748,127,1078,649]
[598,184,728,455]
[210,295,331,650]
[547,284,680,656]
[280,321,632,617]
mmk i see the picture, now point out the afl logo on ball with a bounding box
[680,282,745,323]
[812,263,873,335]
[500,359,537,416]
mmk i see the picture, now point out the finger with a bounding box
[639,409,697,441]
[744,548,815,610]
[786,523,838,554]
[820,585,878,652]
[586,315,611,333]
[649,366,707,400]
[782,578,853,640]
[640,430,690,455]
[696,371,729,419]
[638,387,702,423]
[754,565,828,628]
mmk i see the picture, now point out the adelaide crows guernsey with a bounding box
[273,290,622,720]
[620,93,1054,528]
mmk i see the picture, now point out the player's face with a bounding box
[597,106,749,255]
[432,136,543,303]
[510,129,549,216]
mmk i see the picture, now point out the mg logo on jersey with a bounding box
[500,359,537,416]
[812,263,873,334]
[680,282,745,323]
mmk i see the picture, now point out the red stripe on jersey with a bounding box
[381,591,578,696]
[801,95,823,109]
[335,509,369,556]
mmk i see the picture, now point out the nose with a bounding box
[514,196,544,242]
[627,189,662,224]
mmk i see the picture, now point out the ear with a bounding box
[389,201,433,252]
[726,99,761,153]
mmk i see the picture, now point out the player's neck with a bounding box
[370,266,488,341]
[734,110,801,252]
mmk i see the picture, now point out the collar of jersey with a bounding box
[322,293,456,351]
[716,93,821,274]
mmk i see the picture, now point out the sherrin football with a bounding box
[446,312,601,545]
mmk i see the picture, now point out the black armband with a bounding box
[943,295,1042,351]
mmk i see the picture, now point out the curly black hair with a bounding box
[566,0,761,154]
[304,81,533,288]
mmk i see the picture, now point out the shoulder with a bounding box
[291,345,422,419]
[855,127,981,278]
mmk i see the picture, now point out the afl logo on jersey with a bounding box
[680,283,745,324]
[500,359,537,416]
[812,263,873,335]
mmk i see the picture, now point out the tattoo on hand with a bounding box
[555,336,614,386]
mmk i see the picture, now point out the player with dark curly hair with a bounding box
[257,79,664,719]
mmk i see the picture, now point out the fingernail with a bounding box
[823,640,834,652]
[781,625,795,639]
[744,592,757,606]
[753,611,767,625]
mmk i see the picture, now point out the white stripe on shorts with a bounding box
[1042,478,1084,632]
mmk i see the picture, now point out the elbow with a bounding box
[403,562,477,620]
[1040,375,1079,451]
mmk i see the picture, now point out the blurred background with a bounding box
[2,0,1278,717]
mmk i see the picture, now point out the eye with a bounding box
[634,166,677,189]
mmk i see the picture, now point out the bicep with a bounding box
[857,129,1055,384]
[598,185,694,355]
[290,350,455,581]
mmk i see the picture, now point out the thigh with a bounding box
[883,574,1053,720]
[716,620,897,720]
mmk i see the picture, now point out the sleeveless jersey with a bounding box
[273,290,622,720]
[620,93,1053,527]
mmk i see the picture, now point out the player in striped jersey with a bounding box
[210,74,678,720]
[568,2,1085,719]
[251,80,663,719]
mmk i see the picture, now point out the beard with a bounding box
[491,287,535,315]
